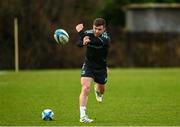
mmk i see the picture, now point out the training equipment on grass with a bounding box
[41,109,54,121]
[54,29,69,45]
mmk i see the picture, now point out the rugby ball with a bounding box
[54,29,69,44]
[41,109,54,121]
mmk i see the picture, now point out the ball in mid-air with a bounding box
[41,109,54,121]
[54,29,69,45]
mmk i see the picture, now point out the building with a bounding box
[125,3,180,32]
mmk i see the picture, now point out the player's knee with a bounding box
[82,84,91,93]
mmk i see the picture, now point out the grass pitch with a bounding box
[0,68,180,126]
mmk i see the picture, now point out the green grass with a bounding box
[0,68,180,126]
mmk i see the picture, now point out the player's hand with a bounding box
[76,23,84,32]
[83,36,90,45]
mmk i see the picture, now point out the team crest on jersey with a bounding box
[81,70,85,75]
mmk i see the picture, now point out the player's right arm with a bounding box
[76,24,90,47]
[76,24,84,33]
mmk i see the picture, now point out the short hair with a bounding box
[93,18,106,27]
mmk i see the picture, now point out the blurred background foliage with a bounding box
[0,0,180,69]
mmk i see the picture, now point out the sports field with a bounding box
[0,68,180,126]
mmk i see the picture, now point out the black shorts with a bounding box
[81,64,107,84]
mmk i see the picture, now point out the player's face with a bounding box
[93,25,105,37]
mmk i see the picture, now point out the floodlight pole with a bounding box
[14,17,19,72]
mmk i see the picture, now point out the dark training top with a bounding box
[77,29,110,69]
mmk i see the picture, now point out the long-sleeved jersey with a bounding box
[77,29,110,69]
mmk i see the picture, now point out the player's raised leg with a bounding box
[94,83,105,102]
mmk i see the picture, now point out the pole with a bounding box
[14,18,19,72]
